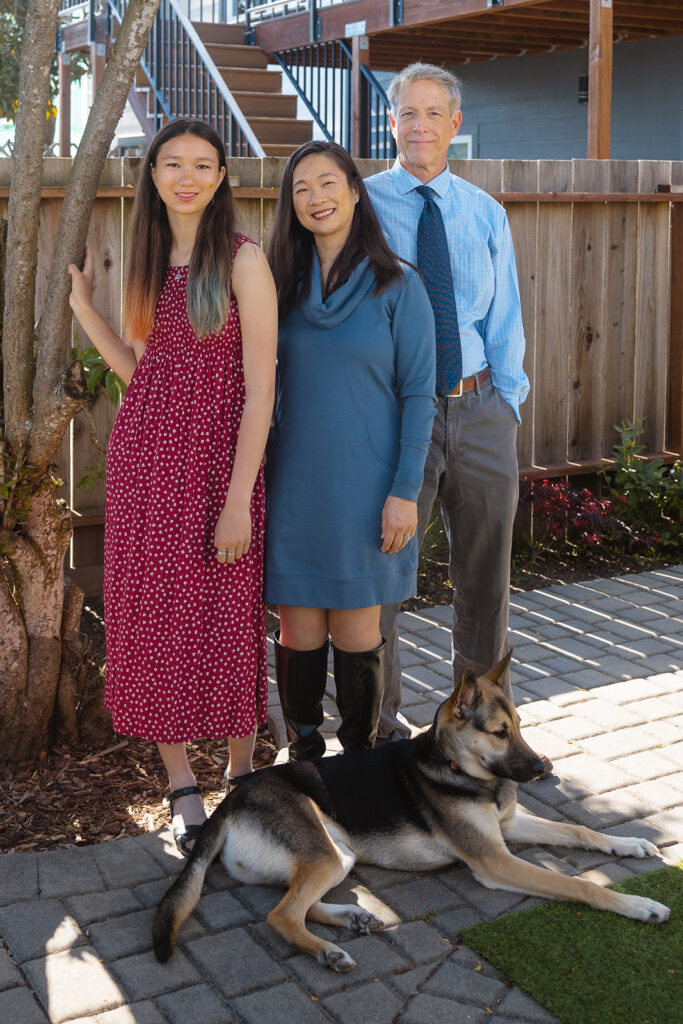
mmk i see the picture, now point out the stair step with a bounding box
[192,21,245,46]
[221,66,283,93]
[263,143,304,158]
[231,90,297,118]
[250,116,312,145]
[204,43,269,70]
[128,22,315,157]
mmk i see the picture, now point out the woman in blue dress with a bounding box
[266,141,436,758]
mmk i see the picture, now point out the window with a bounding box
[447,135,472,159]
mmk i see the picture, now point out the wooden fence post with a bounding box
[669,200,683,455]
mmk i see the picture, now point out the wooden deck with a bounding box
[254,0,683,69]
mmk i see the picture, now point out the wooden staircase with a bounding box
[132,21,313,157]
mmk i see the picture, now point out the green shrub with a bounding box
[601,419,682,551]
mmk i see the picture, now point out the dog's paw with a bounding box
[320,946,356,972]
[607,836,659,859]
[620,894,670,923]
[351,909,384,934]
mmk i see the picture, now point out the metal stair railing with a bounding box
[99,0,266,155]
[357,56,395,160]
[272,40,352,152]
[271,37,394,159]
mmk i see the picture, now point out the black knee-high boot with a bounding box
[333,639,386,751]
[274,631,329,761]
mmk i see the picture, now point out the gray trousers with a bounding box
[379,379,519,738]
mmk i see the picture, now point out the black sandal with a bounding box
[164,785,204,857]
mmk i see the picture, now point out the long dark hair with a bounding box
[267,141,404,320]
[124,118,236,340]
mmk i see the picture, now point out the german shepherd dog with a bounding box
[154,653,670,972]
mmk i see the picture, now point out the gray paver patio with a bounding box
[0,567,681,1023]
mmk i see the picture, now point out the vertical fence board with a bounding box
[455,158,503,194]
[71,197,122,575]
[635,160,671,452]
[535,160,573,467]
[602,160,640,451]
[260,156,288,250]
[229,156,263,243]
[568,159,608,462]
[502,160,538,472]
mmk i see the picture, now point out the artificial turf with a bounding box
[461,864,683,1024]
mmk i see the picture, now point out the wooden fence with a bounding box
[1,156,682,594]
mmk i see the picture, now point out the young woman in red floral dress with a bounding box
[68,119,277,854]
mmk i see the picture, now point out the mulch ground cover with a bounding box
[0,727,278,855]
[462,864,683,1024]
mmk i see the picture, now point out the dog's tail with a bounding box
[153,801,230,963]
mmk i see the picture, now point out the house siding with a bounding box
[407,34,683,160]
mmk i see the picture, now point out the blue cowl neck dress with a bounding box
[265,253,436,609]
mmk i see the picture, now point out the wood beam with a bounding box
[587,0,612,159]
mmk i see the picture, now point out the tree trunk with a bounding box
[55,574,85,746]
[0,0,163,764]
[0,480,72,763]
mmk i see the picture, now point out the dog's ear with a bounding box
[450,668,477,716]
[483,649,514,687]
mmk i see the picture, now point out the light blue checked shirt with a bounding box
[365,159,529,420]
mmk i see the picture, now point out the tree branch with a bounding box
[29,0,162,469]
[2,0,62,455]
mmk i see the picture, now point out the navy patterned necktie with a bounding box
[415,185,462,395]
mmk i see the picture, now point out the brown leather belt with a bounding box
[446,365,491,398]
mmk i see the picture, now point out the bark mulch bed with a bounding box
[0,539,676,856]
[0,727,278,855]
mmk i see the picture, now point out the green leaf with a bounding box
[105,370,120,405]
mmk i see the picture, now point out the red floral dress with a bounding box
[104,234,267,743]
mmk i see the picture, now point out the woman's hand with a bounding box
[381,496,418,554]
[68,245,95,314]
[214,496,252,565]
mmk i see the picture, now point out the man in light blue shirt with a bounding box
[366,64,544,764]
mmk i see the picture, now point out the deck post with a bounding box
[587,0,613,158]
[351,35,369,158]
[58,52,71,158]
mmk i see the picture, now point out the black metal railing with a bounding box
[274,40,393,158]
[273,41,351,151]
[105,0,265,154]
[357,58,395,160]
